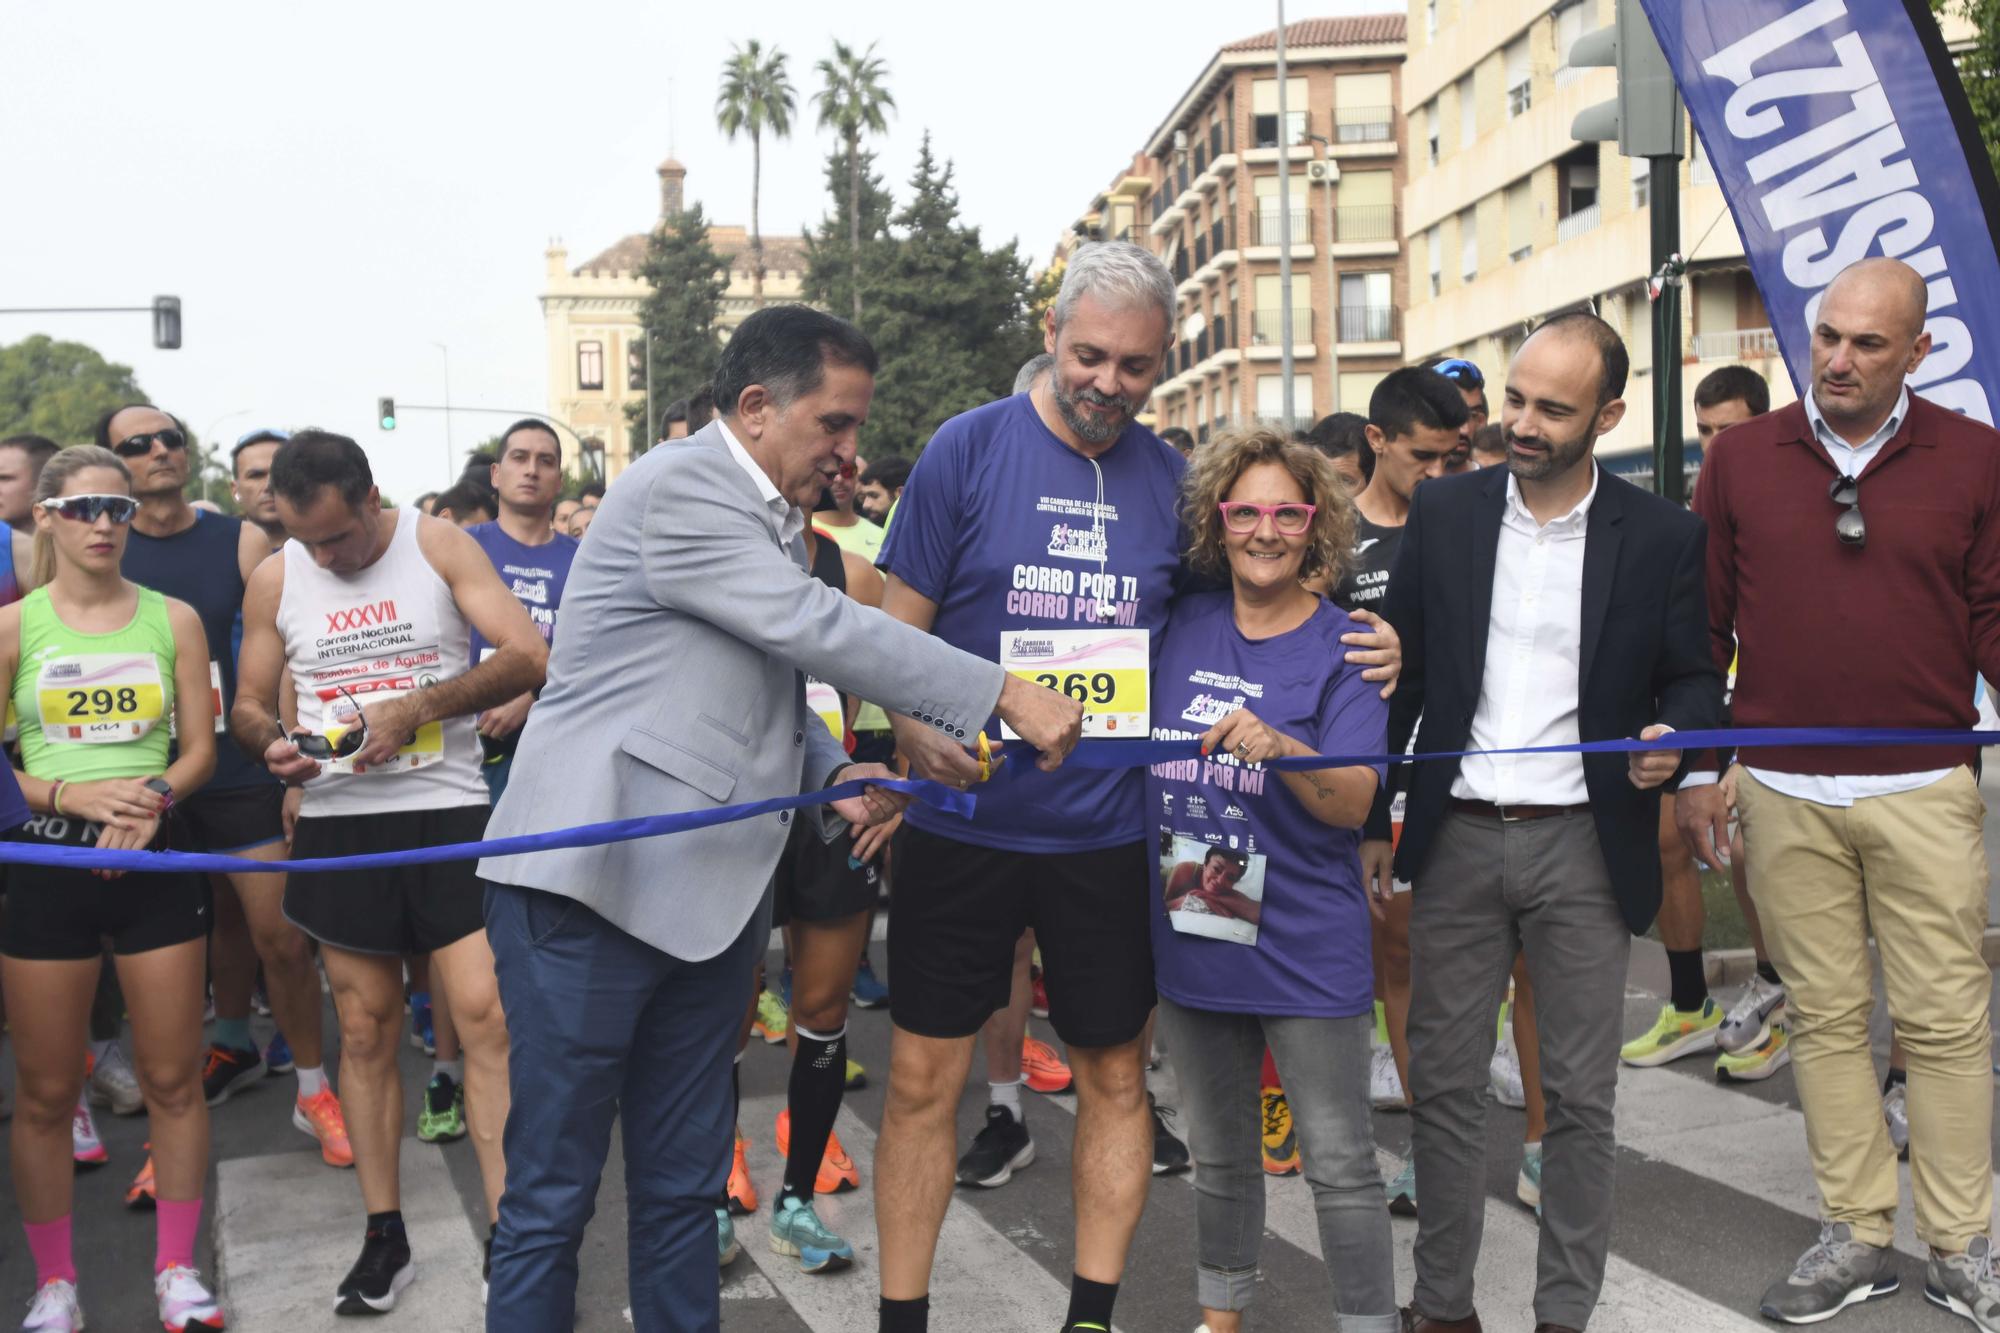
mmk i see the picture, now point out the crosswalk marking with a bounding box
[215,1137,485,1331]
[734,1093,1100,1331]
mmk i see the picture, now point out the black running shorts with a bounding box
[771,819,880,925]
[176,781,285,854]
[3,814,210,961]
[887,825,1153,1048]
[285,806,489,955]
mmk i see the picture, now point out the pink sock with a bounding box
[24,1216,75,1285]
[1260,1047,1282,1089]
[155,1197,203,1274]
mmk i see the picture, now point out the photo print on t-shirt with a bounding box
[1160,834,1267,946]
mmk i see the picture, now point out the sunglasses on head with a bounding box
[112,428,187,459]
[1829,474,1866,548]
[292,688,368,760]
[1432,358,1485,388]
[39,493,137,524]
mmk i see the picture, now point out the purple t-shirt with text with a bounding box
[1146,592,1388,1017]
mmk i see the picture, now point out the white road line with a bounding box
[215,1137,485,1331]
[735,1091,1100,1332]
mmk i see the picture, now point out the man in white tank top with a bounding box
[231,431,548,1316]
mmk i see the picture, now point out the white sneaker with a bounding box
[1490,1030,1526,1109]
[1718,973,1786,1054]
[21,1278,82,1332]
[88,1045,144,1117]
[1883,1081,1910,1160]
[155,1264,223,1331]
[1369,1043,1406,1110]
[70,1094,106,1168]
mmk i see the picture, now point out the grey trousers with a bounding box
[1157,997,1401,1332]
[1407,810,1631,1332]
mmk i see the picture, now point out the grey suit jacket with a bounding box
[479,422,1003,959]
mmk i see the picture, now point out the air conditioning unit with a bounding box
[1305,159,1338,183]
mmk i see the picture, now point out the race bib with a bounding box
[314,675,443,775]
[805,677,842,742]
[36,653,166,745]
[999,628,1149,739]
[209,660,226,733]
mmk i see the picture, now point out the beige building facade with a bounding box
[540,158,807,480]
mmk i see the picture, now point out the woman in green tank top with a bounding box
[0,446,223,1328]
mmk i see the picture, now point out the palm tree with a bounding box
[716,40,796,309]
[812,40,895,323]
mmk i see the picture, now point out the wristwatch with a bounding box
[144,777,175,814]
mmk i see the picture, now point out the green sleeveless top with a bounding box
[13,585,177,783]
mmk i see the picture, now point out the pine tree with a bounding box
[624,201,728,453]
[802,146,894,323]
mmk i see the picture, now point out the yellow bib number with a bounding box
[999,629,1150,739]
[36,654,166,745]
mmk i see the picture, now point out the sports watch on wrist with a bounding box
[144,777,175,814]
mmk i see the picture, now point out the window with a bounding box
[1457,75,1476,153]
[1691,126,1717,185]
[1459,207,1479,281]
[627,339,646,391]
[577,340,604,391]
[1257,373,1314,424]
[1554,1,1590,83]
[1426,224,1443,297]
[1339,272,1393,341]
[1506,177,1535,260]
[1335,73,1395,144]
[1211,386,1225,424]
[1425,0,1437,39]
[1252,274,1312,345]
[1253,173,1304,244]
[1631,156,1651,208]
[1505,36,1532,117]
[1339,371,1385,414]
[1252,78,1309,149]
[1425,101,1440,167]
[1336,170,1395,242]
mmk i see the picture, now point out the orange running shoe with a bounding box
[1022,1036,1073,1094]
[1261,1086,1300,1176]
[125,1147,156,1209]
[726,1130,758,1215]
[293,1086,355,1168]
[774,1109,861,1195]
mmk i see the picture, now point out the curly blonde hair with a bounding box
[1180,426,1358,586]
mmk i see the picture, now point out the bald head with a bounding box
[1811,257,1932,440]
[1824,257,1928,342]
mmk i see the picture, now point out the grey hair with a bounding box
[1012,352,1054,396]
[1053,241,1176,346]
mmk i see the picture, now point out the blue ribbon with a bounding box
[3,726,1992,875]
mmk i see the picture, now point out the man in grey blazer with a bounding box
[478,306,1083,1332]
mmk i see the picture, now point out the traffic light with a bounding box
[151,296,181,350]
[1570,0,1685,158]
[378,397,397,431]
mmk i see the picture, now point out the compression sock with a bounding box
[24,1216,75,1285]
[213,1017,254,1052]
[988,1076,1023,1119]
[879,1295,930,1332]
[1373,999,1389,1046]
[1065,1274,1119,1330]
[1260,1046,1281,1089]
[783,1023,848,1204]
[155,1196,203,1273]
[1757,959,1782,988]
[1667,948,1709,1013]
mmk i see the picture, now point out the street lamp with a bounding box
[1304,136,1341,414]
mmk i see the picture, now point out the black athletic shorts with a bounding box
[887,824,1153,1048]
[3,813,210,961]
[176,782,285,854]
[285,806,489,956]
[771,819,879,925]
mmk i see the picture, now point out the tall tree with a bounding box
[802,145,895,325]
[812,40,896,324]
[1934,0,2000,182]
[861,134,1042,457]
[0,334,146,443]
[625,200,729,453]
[716,40,796,310]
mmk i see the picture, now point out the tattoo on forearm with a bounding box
[1303,771,1336,800]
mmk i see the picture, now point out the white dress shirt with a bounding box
[1452,466,1598,806]
[1683,385,1950,808]
[717,418,806,547]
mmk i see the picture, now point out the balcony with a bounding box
[1555,62,1587,88]
[1556,202,1602,243]
[1334,105,1395,144]
[1336,204,1397,243]
[1252,308,1313,346]
[1210,218,1235,263]
[1194,234,1209,269]
[1256,207,1312,246]
[1337,305,1399,344]
[1693,327,1781,361]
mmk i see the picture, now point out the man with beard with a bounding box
[1425,357,1489,473]
[1381,313,1720,1333]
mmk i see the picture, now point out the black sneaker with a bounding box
[1149,1093,1190,1175]
[955,1105,1035,1188]
[334,1226,414,1316]
[201,1045,265,1107]
[482,1225,493,1305]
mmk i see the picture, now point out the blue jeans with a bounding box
[483,882,765,1332]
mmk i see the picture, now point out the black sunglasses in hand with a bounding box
[1830,474,1865,547]
[292,688,368,760]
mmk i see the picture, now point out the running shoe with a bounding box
[72,1093,106,1169]
[417,1072,466,1144]
[1022,1036,1073,1094]
[752,991,789,1045]
[1262,1086,1300,1176]
[1927,1234,2000,1332]
[201,1044,265,1107]
[844,1059,867,1092]
[333,1225,414,1315]
[774,1109,860,1194]
[1759,1221,1897,1323]
[1369,1044,1406,1111]
[252,978,272,1017]
[1385,1157,1418,1218]
[1517,1141,1543,1214]
[1030,969,1051,1020]
[408,991,434,1056]
[89,1043,144,1117]
[1150,1094,1190,1175]
[126,1150,156,1209]
[20,1278,82,1332]
[1716,1022,1792,1082]
[155,1263,225,1331]
[850,956,889,1009]
[717,1208,740,1268]
[1883,1080,1910,1161]
[1621,998,1723,1067]
[726,1131,758,1215]
[1718,973,1787,1055]
[770,1194,854,1274]
[956,1105,1034,1188]
[263,1031,294,1076]
[294,1087,355,1168]
[1490,1030,1527,1108]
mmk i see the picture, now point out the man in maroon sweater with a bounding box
[1679,257,2000,1328]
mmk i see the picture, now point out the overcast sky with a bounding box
[0,0,1398,503]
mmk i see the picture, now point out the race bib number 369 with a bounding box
[999,629,1148,739]
[36,653,166,744]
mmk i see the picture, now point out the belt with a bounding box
[1448,797,1591,823]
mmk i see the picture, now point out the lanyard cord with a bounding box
[1088,452,1114,621]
